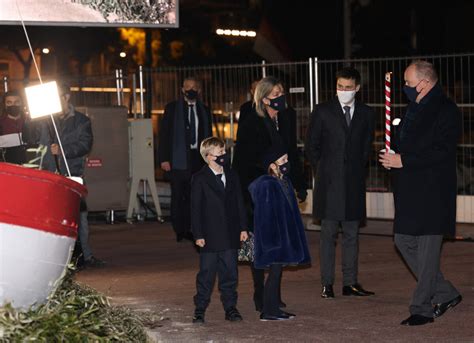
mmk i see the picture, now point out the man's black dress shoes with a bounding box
[400,314,434,326]
[321,285,335,299]
[225,307,243,321]
[342,283,375,296]
[433,295,462,318]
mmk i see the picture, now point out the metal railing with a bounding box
[2,53,474,196]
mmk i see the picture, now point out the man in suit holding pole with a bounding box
[380,60,462,326]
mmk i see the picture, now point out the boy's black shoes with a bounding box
[225,307,243,321]
[433,295,462,318]
[192,309,205,324]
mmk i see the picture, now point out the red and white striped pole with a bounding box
[384,72,392,152]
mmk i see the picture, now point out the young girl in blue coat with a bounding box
[248,146,311,321]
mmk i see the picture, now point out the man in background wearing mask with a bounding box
[306,67,375,299]
[0,90,30,164]
[158,76,212,242]
[379,61,462,326]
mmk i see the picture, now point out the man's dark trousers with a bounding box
[194,249,238,311]
[394,234,460,317]
[170,149,202,236]
[320,219,360,286]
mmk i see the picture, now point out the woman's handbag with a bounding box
[238,232,254,262]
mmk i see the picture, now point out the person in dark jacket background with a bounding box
[0,90,33,164]
[40,83,102,269]
[238,79,259,125]
[158,76,212,242]
[232,76,308,312]
[380,60,462,326]
[190,137,248,324]
[305,67,375,299]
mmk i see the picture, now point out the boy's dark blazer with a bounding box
[191,165,247,252]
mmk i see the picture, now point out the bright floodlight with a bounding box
[25,81,62,119]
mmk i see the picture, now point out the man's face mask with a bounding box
[267,94,286,111]
[403,82,421,102]
[184,89,198,100]
[337,90,357,105]
[5,105,21,117]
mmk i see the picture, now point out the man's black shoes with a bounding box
[433,295,462,319]
[400,314,434,326]
[225,307,243,321]
[321,285,335,299]
[192,309,205,324]
[342,283,374,296]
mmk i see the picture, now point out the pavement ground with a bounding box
[75,218,474,342]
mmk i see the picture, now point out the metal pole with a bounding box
[3,76,8,93]
[261,60,266,78]
[119,69,125,106]
[132,73,137,119]
[314,57,320,105]
[139,66,144,118]
[229,102,234,159]
[309,57,314,113]
[115,69,121,106]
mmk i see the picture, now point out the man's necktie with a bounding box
[189,104,196,146]
[343,106,351,127]
[216,173,225,190]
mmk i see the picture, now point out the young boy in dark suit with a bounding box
[191,137,248,324]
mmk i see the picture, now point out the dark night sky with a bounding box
[2,0,474,72]
[257,0,474,60]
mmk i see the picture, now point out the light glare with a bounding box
[25,81,62,119]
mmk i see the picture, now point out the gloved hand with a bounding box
[297,189,308,203]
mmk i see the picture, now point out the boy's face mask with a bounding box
[214,152,230,167]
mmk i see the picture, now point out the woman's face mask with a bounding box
[266,94,286,111]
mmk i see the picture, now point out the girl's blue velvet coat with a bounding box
[249,175,311,269]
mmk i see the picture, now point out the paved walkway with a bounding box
[75,218,474,342]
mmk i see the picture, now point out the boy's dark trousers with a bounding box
[194,249,238,311]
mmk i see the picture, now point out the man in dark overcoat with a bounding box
[380,60,462,326]
[158,77,212,242]
[305,67,375,299]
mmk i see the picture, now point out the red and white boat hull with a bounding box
[0,163,86,309]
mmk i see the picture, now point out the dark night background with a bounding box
[1,0,474,77]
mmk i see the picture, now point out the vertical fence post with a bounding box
[132,73,137,119]
[3,76,8,93]
[309,57,314,113]
[261,60,266,78]
[139,66,144,118]
[115,69,121,106]
[119,69,125,106]
[314,57,319,105]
